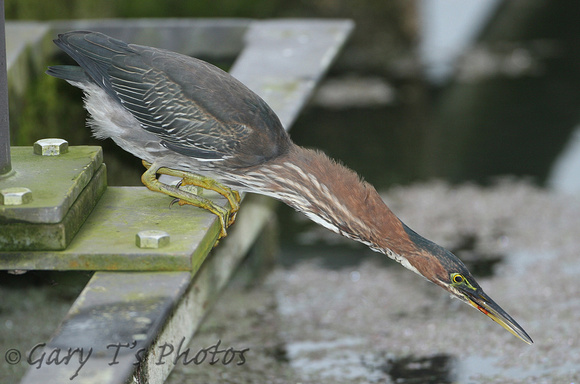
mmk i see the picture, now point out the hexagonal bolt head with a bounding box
[33,138,69,156]
[136,230,170,249]
[0,187,33,205]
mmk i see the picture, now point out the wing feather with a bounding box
[48,31,291,167]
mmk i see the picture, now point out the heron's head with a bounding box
[397,224,533,345]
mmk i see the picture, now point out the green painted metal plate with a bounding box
[0,164,107,251]
[0,146,103,223]
[0,146,106,251]
[0,187,224,271]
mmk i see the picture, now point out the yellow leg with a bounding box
[141,163,231,239]
[177,174,241,219]
[142,160,241,224]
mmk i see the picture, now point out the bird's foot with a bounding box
[176,177,241,226]
[142,160,241,225]
[141,161,234,240]
[171,195,231,240]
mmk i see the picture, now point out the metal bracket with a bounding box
[0,145,105,251]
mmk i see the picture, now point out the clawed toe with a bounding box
[141,162,240,241]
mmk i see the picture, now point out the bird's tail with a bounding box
[46,31,136,99]
[46,65,91,83]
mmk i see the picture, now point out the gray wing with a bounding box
[49,31,290,166]
[108,50,251,161]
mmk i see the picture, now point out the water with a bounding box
[275,2,580,383]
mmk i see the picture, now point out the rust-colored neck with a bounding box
[241,144,411,255]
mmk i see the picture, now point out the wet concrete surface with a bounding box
[0,272,93,382]
[166,180,579,383]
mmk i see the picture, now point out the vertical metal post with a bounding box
[0,0,11,175]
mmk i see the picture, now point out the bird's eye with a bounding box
[451,273,464,285]
[450,273,477,291]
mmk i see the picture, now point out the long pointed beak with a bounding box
[463,289,533,345]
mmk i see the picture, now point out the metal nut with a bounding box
[0,187,33,205]
[136,230,170,249]
[33,138,69,156]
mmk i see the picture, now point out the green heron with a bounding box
[47,31,532,345]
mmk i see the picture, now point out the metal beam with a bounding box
[0,0,11,176]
